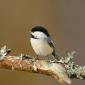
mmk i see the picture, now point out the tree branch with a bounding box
[0,46,85,84]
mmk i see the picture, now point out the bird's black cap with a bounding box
[31,26,50,37]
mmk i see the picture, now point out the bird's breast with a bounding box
[30,38,53,56]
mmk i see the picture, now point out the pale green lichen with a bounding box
[60,51,85,79]
[0,46,85,80]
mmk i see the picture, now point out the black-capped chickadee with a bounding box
[30,26,59,61]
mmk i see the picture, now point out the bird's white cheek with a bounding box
[32,32,47,39]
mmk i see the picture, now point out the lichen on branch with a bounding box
[0,46,85,84]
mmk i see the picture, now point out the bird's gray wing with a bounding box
[47,37,59,60]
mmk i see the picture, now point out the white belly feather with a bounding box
[30,38,53,56]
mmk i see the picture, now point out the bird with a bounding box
[30,26,59,61]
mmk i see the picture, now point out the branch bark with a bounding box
[0,46,85,84]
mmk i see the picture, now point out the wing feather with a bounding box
[47,37,59,60]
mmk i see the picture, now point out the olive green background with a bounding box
[0,0,85,85]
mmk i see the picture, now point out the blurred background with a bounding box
[0,0,85,85]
